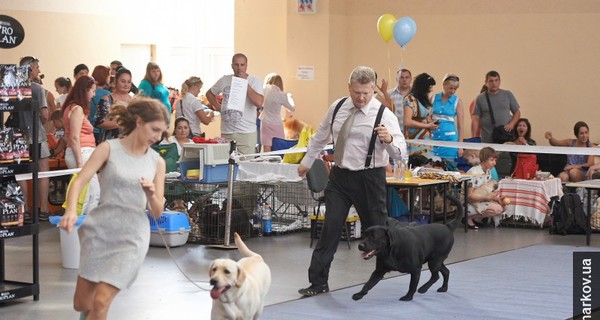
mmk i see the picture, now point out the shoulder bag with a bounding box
[486,92,514,144]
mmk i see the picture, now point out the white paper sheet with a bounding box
[227,76,248,111]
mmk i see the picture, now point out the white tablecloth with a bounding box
[498,178,563,226]
[236,161,302,182]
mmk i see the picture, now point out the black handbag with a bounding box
[492,126,514,144]
[486,92,513,144]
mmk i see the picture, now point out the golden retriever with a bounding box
[283,117,306,140]
[209,233,271,320]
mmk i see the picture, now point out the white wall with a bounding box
[0,0,233,96]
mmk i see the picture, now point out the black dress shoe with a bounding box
[462,217,478,230]
[468,224,479,230]
[298,284,329,297]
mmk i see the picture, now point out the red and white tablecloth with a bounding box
[498,178,563,227]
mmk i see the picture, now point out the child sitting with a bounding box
[466,147,506,229]
[48,110,66,158]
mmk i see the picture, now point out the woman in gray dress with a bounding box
[60,97,169,320]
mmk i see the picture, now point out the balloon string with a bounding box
[399,46,405,73]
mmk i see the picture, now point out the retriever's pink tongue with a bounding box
[210,287,223,299]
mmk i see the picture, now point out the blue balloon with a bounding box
[405,17,417,33]
[393,17,417,47]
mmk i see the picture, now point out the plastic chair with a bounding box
[271,137,298,158]
[306,158,351,249]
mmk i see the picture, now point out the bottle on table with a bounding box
[262,203,272,236]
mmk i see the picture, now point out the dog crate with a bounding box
[163,177,322,243]
[164,180,257,245]
[147,211,191,247]
[235,161,317,234]
[268,180,318,234]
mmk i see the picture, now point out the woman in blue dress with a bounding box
[403,73,438,156]
[431,74,464,163]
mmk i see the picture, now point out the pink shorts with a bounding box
[261,122,285,147]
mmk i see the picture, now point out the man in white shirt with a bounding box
[388,68,412,132]
[206,53,264,155]
[297,66,407,297]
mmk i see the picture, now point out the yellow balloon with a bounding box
[377,14,396,43]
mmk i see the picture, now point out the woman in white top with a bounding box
[260,73,296,152]
[175,76,214,137]
[54,77,72,107]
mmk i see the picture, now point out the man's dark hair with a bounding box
[485,70,500,81]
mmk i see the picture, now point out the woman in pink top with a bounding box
[62,75,100,213]
[63,75,97,169]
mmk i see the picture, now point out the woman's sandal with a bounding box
[298,284,329,297]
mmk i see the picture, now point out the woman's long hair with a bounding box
[61,75,95,115]
[410,73,436,108]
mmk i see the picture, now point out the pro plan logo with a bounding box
[0,15,25,49]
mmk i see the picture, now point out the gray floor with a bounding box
[1,222,597,319]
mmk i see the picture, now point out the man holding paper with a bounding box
[206,53,264,155]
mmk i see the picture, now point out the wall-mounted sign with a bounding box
[298,0,316,14]
[296,65,315,80]
[0,15,25,49]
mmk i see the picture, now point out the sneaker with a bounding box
[39,211,50,221]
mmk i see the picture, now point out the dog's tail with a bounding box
[445,192,464,232]
[234,232,259,257]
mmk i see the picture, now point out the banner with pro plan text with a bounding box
[0,15,25,49]
[573,252,600,319]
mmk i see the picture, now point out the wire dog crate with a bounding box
[164,180,257,244]
[268,180,319,233]
[163,178,319,243]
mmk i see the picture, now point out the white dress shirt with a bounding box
[301,96,407,171]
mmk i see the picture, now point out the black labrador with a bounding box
[352,193,463,302]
